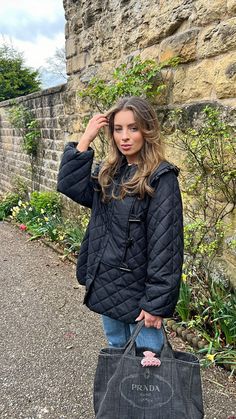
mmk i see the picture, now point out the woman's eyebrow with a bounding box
[114,123,137,127]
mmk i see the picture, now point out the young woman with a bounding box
[57,96,183,352]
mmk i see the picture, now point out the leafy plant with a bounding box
[63,223,85,255]
[8,104,41,158]
[9,191,62,238]
[79,55,176,109]
[26,214,62,242]
[29,191,61,216]
[0,193,21,220]
[176,274,192,322]
[170,106,235,273]
[170,106,236,366]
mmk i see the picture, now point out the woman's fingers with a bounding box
[138,311,163,329]
[135,310,145,322]
[136,311,163,329]
[83,114,108,143]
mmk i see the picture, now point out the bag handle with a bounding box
[124,320,174,359]
[123,320,145,355]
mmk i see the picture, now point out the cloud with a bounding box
[0,0,65,70]
[8,32,65,69]
[0,0,65,41]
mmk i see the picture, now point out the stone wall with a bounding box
[64,0,236,121]
[0,85,68,194]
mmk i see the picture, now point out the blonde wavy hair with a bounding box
[97,96,165,201]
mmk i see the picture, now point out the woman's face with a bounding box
[113,109,145,164]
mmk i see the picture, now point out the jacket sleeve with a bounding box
[140,170,184,318]
[57,142,96,209]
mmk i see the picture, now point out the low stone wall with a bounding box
[0,84,68,194]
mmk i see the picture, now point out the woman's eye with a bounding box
[114,127,122,132]
[130,127,138,132]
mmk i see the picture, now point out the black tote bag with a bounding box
[94,321,204,419]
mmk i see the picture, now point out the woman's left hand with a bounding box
[135,310,163,329]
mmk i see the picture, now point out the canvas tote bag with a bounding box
[94,320,204,419]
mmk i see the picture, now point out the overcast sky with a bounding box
[0,0,65,69]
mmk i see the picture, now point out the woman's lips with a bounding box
[121,144,132,150]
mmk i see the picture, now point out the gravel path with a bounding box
[0,221,235,419]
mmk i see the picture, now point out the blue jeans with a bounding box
[102,315,163,353]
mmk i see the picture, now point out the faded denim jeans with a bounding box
[102,315,163,352]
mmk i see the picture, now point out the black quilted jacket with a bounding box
[57,143,184,323]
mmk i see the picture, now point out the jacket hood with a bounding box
[149,160,180,186]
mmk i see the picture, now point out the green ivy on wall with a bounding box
[8,104,41,159]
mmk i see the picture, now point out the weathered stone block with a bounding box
[140,45,160,61]
[65,36,77,59]
[66,57,73,76]
[172,60,214,104]
[198,18,236,58]
[192,0,227,25]
[70,53,89,74]
[140,0,194,48]
[214,52,236,99]
[159,29,199,63]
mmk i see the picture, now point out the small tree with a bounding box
[170,107,236,276]
[171,107,236,353]
[0,44,41,101]
[45,47,67,81]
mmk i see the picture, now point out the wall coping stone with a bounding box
[0,84,67,108]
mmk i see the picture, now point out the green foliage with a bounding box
[62,208,90,255]
[176,277,236,367]
[176,275,192,322]
[184,219,224,267]
[225,234,236,255]
[11,176,29,197]
[63,223,85,255]
[0,44,41,101]
[29,191,61,215]
[8,104,41,157]
[5,192,87,256]
[8,192,62,240]
[180,281,236,347]
[170,106,235,272]
[170,105,236,366]
[26,214,63,242]
[79,55,177,110]
[0,193,21,220]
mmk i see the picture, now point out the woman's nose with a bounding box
[122,129,129,140]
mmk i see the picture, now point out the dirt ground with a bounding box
[0,221,235,419]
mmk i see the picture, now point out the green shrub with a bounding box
[0,193,21,220]
[29,191,61,215]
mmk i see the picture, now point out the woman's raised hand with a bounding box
[77,114,108,152]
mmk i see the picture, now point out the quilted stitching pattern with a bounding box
[57,143,184,323]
